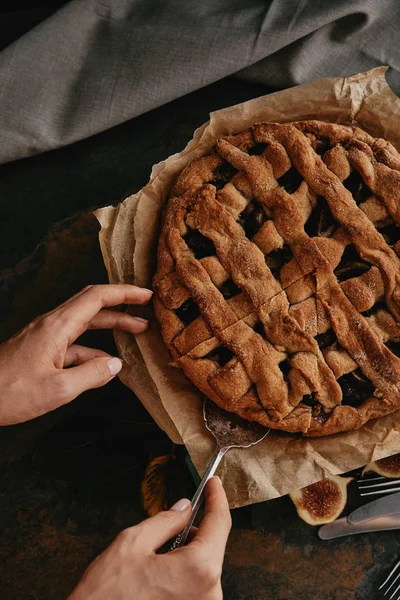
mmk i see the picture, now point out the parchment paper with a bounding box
[95,67,400,508]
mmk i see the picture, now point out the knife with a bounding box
[319,492,400,540]
[318,513,400,540]
[348,491,400,523]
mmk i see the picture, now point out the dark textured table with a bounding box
[0,78,399,600]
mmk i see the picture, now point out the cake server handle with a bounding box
[169,444,228,551]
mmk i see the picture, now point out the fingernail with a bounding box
[107,357,122,376]
[211,476,222,485]
[170,498,191,512]
[133,316,148,324]
[143,288,153,295]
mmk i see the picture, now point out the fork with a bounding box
[379,559,400,599]
[357,475,400,497]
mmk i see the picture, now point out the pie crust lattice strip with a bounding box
[153,120,400,437]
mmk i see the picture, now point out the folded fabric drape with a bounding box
[1,0,399,165]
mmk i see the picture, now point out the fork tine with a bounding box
[360,487,400,497]
[387,570,400,595]
[358,477,400,497]
[358,479,400,490]
[389,580,400,600]
[379,559,400,594]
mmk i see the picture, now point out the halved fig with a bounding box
[289,475,353,525]
[362,453,400,478]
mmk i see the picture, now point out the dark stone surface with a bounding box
[0,78,399,600]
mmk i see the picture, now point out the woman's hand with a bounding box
[69,477,231,600]
[0,284,152,425]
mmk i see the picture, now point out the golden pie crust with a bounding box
[153,120,400,437]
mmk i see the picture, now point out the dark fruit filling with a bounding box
[302,392,317,407]
[278,166,303,194]
[210,161,238,190]
[343,170,371,204]
[301,370,374,413]
[265,245,294,277]
[184,228,216,259]
[278,360,290,377]
[240,201,268,238]
[314,137,330,155]
[361,301,386,318]
[301,393,330,423]
[219,278,241,300]
[315,329,337,349]
[205,346,235,366]
[379,223,400,246]
[338,244,361,263]
[334,245,370,282]
[175,298,200,325]
[254,321,266,337]
[386,341,400,358]
[335,261,370,282]
[339,370,374,407]
[304,196,337,237]
[248,142,268,156]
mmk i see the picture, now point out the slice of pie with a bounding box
[153,120,400,436]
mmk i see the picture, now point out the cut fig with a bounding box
[362,453,400,478]
[289,475,353,525]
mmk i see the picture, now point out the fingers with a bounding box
[190,477,231,562]
[45,285,95,314]
[87,309,148,334]
[64,344,111,367]
[54,356,123,402]
[133,499,192,552]
[54,285,153,343]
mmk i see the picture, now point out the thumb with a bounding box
[59,356,122,400]
[134,499,192,552]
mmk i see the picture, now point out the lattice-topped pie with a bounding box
[153,120,400,436]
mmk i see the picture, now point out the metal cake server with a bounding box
[169,398,269,551]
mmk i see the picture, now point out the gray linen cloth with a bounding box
[1,0,399,164]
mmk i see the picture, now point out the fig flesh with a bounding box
[289,475,353,525]
[362,453,400,478]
